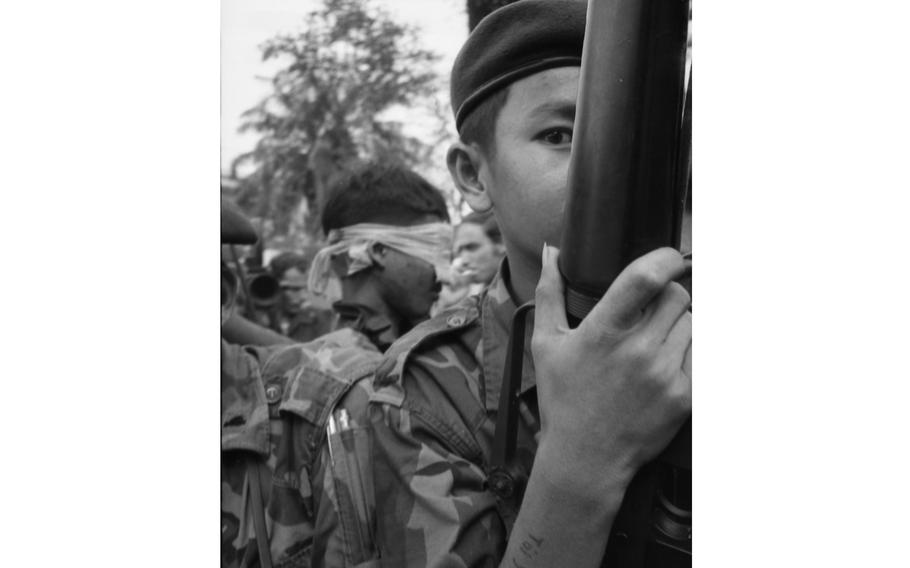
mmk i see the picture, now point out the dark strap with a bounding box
[490,302,533,470]
[488,301,535,504]
[247,459,273,568]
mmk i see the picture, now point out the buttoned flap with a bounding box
[257,340,379,427]
[276,365,355,428]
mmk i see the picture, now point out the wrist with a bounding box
[532,437,635,523]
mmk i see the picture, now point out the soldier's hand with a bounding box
[531,245,691,494]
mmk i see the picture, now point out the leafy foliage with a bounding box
[232,0,446,243]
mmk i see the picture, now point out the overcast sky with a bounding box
[221,0,469,174]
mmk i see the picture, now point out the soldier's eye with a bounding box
[538,128,573,146]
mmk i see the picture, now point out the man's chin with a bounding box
[284,306,303,316]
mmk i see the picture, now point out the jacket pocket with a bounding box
[326,425,378,566]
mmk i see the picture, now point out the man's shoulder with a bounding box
[266,328,381,378]
[255,329,381,424]
[222,333,380,568]
[372,296,484,407]
[222,331,382,450]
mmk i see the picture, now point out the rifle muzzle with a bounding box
[247,273,281,308]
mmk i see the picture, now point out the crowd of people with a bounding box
[223,163,506,351]
[221,1,691,567]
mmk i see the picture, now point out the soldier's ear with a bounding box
[447,141,493,212]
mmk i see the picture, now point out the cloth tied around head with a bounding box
[307,222,454,298]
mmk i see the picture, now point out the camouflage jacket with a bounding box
[222,328,383,568]
[368,264,542,568]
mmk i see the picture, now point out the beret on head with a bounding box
[451,0,588,131]
[221,200,258,245]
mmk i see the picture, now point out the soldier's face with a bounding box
[379,247,442,325]
[479,67,579,270]
[373,213,448,326]
[279,267,309,313]
[453,222,503,285]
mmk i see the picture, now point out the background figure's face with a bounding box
[478,67,580,271]
[378,247,442,325]
[453,222,504,285]
[279,267,309,314]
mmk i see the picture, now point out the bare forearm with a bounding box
[222,312,294,346]
[499,443,631,568]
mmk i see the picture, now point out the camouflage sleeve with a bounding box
[223,333,384,568]
[369,362,506,568]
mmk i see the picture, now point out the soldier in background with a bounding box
[222,162,453,567]
[222,202,293,347]
[222,197,381,568]
[434,211,505,312]
[268,251,335,342]
[307,161,453,351]
[453,210,506,288]
[366,2,692,567]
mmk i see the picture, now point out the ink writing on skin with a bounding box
[511,532,544,567]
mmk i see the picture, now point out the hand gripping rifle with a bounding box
[490,0,692,565]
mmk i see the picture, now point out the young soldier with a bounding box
[222,164,453,568]
[367,2,692,567]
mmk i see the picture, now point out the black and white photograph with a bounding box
[220,0,692,566]
[5,0,910,566]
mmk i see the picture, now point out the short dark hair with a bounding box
[268,252,310,279]
[458,87,510,156]
[321,162,450,235]
[459,210,502,244]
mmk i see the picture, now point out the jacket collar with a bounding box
[480,260,537,412]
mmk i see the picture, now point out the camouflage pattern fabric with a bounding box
[368,263,542,568]
[222,328,383,568]
[282,306,337,343]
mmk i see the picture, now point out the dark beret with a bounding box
[221,200,258,245]
[451,0,588,131]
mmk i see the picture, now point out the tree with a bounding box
[232,0,447,243]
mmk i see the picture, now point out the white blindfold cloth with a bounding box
[307,222,454,298]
